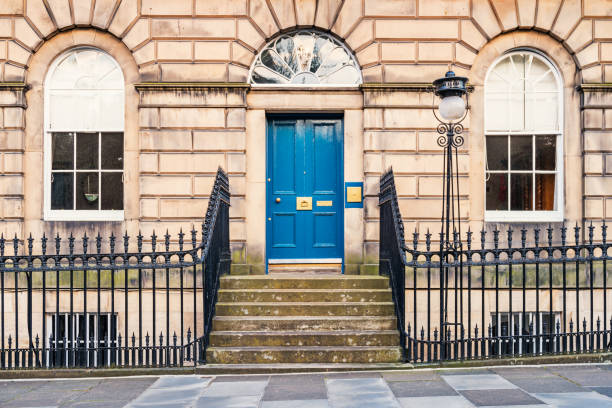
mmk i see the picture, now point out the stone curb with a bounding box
[0,352,611,379]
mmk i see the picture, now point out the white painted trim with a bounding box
[484,210,564,223]
[268,258,343,264]
[44,209,124,222]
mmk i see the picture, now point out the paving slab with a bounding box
[263,374,327,400]
[326,378,401,408]
[195,395,262,408]
[590,386,612,398]
[533,391,612,408]
[548,366,612,387]
[125,375,209,408]
[382,371,441,382]
[388,379,457,397]
[398,395,474,408]
[459,389,545,406]
[503,376,587,393]
[442,374,518,391]
[261,399,330,408]
[213,375,271,382]
[202,380,268,397]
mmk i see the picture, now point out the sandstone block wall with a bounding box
[0,0,608,268]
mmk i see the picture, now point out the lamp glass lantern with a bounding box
[433,71,468,122]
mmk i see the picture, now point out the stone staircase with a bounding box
[206,274,403,365]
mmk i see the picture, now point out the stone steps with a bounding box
[217,289,392,303]
[206,346,404,364]
[220,276,390,290]
[209,330,400,347]
[212,316,398,331]
[214,302,395,317]
[207,274,403,364]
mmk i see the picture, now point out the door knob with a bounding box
[275,198,281,203]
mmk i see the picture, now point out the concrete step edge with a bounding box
[215,302,394,306]
[220,276,389,280]
[218,289,391,292]
[213,316,397,321]
[207,346,402,351]
[210,330,400,336]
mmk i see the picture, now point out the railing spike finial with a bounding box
[602,220,607,243]
[27,234,33,256]
[123,231,130,253]
[574,223,580,246]
[547,224,553,247]
[561,223,567,246]
[96,232,102,253]
[137,231,143,252]
[13,233,19,256]
[110,232,116,254]
[151,230,157,253]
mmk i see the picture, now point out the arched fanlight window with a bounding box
[248,30,362,85]
[484,49,563,222]
[44,47,125,221]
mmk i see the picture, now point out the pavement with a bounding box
[2,364,612,407]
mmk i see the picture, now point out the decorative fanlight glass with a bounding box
[249,30,362,85]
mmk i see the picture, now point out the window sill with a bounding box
[485,211,564,223]
[44,210,124,222]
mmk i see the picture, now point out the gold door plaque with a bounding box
[317,200,333,207]
[296,197,312,210]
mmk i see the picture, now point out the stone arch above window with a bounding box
[248,30,362,86]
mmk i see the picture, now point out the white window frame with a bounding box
[43,47,125,222]
[484,49,564,223]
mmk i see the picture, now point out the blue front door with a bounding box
[266,116,343,261]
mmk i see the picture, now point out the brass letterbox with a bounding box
[296,197,312,210]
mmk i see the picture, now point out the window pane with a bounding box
[76,172,99,210]
[76,133,98,170]
[535,136,556,170]
[525,92,558,131]
[101,132,123,169]
[101,172,123,210]
[486,136,508,170]
[51,173,73,210]
[486,173,508,210]
[510,136,532,170]
[51,133,73,170]
[511,174,533,210]
[536,174,555,210]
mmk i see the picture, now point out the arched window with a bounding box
[44,47,124,221]
[484,49,563,222]
[248,30,362,85]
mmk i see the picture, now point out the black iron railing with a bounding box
[380,169,612,363]
[0,168,230,369]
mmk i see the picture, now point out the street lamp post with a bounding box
[432,70,469,360]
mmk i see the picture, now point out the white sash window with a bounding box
[44,47,125,221]
[484,50,563,222]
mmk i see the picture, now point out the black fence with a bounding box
[380,169,612,363]
[0,168,230,369]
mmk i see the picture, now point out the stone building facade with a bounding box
[0,0,610,275]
